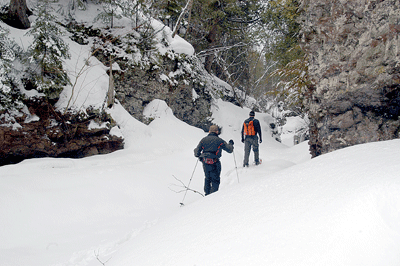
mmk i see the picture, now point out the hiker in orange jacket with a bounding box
[241,111,262,167]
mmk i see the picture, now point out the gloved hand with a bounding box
[259,139,262,144]
[229,139,234,145]
[241,138,244,143]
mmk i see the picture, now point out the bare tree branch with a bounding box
[195,42,249,57]
[170,175,204,197]
[94,250,112,266]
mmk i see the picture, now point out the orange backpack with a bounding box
[244,120,256,136]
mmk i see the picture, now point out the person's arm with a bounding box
[256,120,262,142]
[222,140,234,153]
[194,140,203,157]
[241,122,245,142]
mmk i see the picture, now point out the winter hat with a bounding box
[249,110,255,117]
[209,125,219,133]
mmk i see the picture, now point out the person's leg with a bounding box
[209,161,222,194]
[203,163,212,195]
[243,138,251,167]
[252,136,260,164]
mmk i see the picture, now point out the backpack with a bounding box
[243,120,256,136]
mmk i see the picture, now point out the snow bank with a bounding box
[151,19,195,56]
[2,97,399,266]
[108,139,400,266]
[0,99,311,266]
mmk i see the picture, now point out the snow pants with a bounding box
[243,136,259,166]
[202,160,222,196]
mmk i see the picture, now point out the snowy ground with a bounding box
[1,99,400,266]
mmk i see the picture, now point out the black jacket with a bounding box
[241,117,262,141]
[194,132,234,159]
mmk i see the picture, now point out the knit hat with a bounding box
[209,125,219,133]
[249,110,255,117]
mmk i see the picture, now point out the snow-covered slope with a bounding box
[1,98,400,266]
[108,138,400,266]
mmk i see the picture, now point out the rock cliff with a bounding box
[300,0,400,157]
[0,98,123,166]
[110,54,213,131]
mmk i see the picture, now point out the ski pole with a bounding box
[232,151,240,183]
[180,159,199,206]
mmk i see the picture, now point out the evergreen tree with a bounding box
[262,0,307,110]
[70,0,87,11]
[263,0,302,67]
[26,0,71,100]
[94,0,122,28]
[116,0,150,28]
[0,25,23,110]
[152,0,183,30]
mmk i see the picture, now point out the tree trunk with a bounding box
[8,0,30,29]
[183,0,194,39]
[172,0,193,38]
[204,24,218,73]
[107,55,115,108]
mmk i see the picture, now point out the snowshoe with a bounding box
[254,159,262,166]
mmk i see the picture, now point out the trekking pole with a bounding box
[180,159,199,206]
[232,151,240,183]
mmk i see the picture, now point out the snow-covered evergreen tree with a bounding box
[118,0,150,28]
[70,0,87,11]
[26,0,71,100]
[0,25,23,110]
[94,0,122,28]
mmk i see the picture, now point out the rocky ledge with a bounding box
[0,98,124,166]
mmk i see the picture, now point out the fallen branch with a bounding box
[94,250,112,266]
[170,175,204,197]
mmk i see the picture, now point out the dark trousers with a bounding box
[202,160,221,195]
[243,136,259,166]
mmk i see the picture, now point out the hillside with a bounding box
[1,0,257,165]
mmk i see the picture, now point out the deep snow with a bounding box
[1,99,400,266]
[1,1,400,265]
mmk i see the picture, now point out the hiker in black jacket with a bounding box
[194,125,234,195]
[241,110,262,167]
